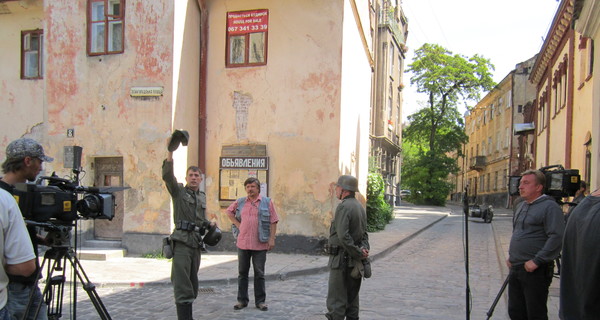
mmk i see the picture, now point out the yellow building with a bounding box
[454,57,537,208]
[574,0,600,190]
[530,0,594,185]
[0,0,379,254]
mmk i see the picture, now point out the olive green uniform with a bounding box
[162,160,209,305]
[326,195,369,320]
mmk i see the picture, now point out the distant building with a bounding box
[369,0,408,205]
[0,0,375,254]
[454,56,536,208]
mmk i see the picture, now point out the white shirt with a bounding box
[0,188,35,308]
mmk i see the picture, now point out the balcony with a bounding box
[380,8,406,47]
[470,156,487,171]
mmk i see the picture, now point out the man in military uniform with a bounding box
[326,175,370,320]
[162,134,215,320]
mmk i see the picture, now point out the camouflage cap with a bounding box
[6,138,54,162]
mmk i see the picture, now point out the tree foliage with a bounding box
[403,43,495,205]
[366,166,393,232]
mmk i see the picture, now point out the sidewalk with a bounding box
[70,204,449,288]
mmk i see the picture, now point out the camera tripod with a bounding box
[23,223,112,320]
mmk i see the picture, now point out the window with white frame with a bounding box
[21,29,43,79]
[88,0,125,55]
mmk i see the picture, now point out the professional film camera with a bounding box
[508,164,581,200]
[13,173,119,223]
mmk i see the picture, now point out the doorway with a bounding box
[93,157,124,240]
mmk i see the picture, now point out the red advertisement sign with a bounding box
[227,9,269,35]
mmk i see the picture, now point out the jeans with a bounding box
[0,307,9,320]
[7,282,48,320]
[508,263,554,320]
[237,249,267,306]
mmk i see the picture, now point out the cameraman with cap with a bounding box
[1,138,52,320]
[506,169,565,320]
[326,175,369,320]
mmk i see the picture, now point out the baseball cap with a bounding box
[6,138,54,162]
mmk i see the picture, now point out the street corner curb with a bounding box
[372,213,448,263]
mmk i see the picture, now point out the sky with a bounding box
[400,0,562,121]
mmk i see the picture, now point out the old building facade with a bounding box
[0,0,376,254]
[369,0,407,205]
[574,0,600,190]
[530,0,594,187]
[455,56,536,208]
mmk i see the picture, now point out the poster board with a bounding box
[219,156,269,201]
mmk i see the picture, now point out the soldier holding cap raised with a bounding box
[325,175,369,320]
[1,138,52,320]
[162,131,216,320]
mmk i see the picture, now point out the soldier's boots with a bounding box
[176,303,193,320]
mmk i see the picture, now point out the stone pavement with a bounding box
[71,204,449,288]
[446,203,561,320]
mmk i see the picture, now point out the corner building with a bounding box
[0,0,374,254]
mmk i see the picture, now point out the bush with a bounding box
[366,171,394,232]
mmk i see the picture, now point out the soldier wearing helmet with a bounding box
[325,175,370,320]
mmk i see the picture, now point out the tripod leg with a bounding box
[65,252,112,320]
[486,274,510,320]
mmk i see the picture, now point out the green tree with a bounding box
[403,43,495,205]
[366,159,393,231]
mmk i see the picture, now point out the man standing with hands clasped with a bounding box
[507,170,564,320]
[226,177,279,312]
[326,175,369,320]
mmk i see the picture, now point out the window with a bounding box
[494,171,498,191]
[87,0,125,55]
[21,30,43,79]
[389,44,394,76]
[226,9,269,68]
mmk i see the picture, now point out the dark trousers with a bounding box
[326,264,362,320]
[171,241,201,304]
[237,249,267,306]
[508,263,554,320]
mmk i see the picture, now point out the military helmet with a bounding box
[203,225,222,246]
[336,175,358,192]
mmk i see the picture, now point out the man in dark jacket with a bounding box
[507,170,565,320]
[559,188,600,319]
[163,136,215,320]
[326,175,369,320]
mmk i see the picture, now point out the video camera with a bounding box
[13,173,124,223]
[508,165,581,198]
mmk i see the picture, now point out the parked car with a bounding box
[468,204,493,223]
[399,190,411,198]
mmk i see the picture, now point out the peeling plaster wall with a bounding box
[0,1,46,152]
[40,0,177,243]
[205,0,371,237]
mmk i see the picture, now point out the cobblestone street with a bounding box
[57,205,522,320]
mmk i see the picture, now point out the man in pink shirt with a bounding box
[226,177,279,312]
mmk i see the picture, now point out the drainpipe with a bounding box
[196,0,208,172]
